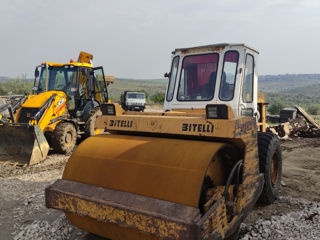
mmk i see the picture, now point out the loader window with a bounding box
[242,54,254,103]
[166,56,179,102]
[177,53,218,101]
[219,51,239,101]
[38,66,78,95]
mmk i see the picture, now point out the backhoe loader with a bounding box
[46,44,282,240]
[0,52,114,166]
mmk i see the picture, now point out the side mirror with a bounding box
[35,68,39,78]
[164,72,171,78]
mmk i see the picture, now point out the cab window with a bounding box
[242,54,254,103]
[166,56,180,102]
[219,51,239,101]
[177,54,219,101]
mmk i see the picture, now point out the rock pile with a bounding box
[240,196,320,240]
[267,106,320,139]
[268,116,320,139]
[13,216,76,240]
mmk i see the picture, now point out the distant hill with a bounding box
[0,76,8,82]
[108,78,167,100]
[281,83,320,96]
[259,74,320,92]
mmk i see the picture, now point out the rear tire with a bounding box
[52,122,77,154]
[257,132,282,204]
[84,107,103,138]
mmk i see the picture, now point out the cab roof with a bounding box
[41,62,93,68]
[173,43,259,55]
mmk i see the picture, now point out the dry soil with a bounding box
[0,137,319,239]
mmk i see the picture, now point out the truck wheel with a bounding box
[52,122,77,154]
[84,107,103,138]
[257,132,282,204]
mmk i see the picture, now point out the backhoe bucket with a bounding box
[0,124,49,166]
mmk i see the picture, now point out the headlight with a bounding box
[101,104,116,115]
[206,104,228,119]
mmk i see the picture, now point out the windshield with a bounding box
[177,53,219,101]
[37,65,78,94]
[127,93,145,99]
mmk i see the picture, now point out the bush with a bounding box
[138,90,150,103]
[151,93,165,104]
[307,105,320,115]
[0,77,32,95]
[268,100,285,115]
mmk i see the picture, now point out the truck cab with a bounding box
[163,43,259,119]
[120,91,146,111]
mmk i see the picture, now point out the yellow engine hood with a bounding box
[22,91,65,108]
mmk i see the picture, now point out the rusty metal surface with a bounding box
[46,179,201,240]
[63,134,225,208]
[0,124,49,165]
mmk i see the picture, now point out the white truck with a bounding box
[120,91,146,111]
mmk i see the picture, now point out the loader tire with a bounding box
[52,122,77,154]
[257,132,282,204]
[84,107,103,138]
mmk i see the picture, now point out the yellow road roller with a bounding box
[46,43,282,239]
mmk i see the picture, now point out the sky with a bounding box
[0,0,320,79]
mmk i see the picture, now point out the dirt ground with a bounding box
[0,137,319,239]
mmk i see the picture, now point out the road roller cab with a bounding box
[46,44,282,240]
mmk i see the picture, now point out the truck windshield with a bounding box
[37,65,78,94]
[177,54,219,101]
[127,93,145,99]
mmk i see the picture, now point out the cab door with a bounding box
[93,67,108,103]
[239,53,257,118]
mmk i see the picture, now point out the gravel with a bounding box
[13,216,75,240]
[240,196,320,240]
[11,195,320,240]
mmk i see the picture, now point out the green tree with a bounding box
[0,77,33,95]
[151,92,165,104]
[268,100,285,115]
[307,104,320,115]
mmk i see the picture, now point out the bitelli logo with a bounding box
[182,123,214,133]
[109,119,133,128]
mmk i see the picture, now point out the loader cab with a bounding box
[164,44,259,118]
[33,63,108,111]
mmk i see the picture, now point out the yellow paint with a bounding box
[54,102,263,239]
[41,62,93,68]
[63,134,226,207]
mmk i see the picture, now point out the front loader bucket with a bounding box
[0,124,49,166]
